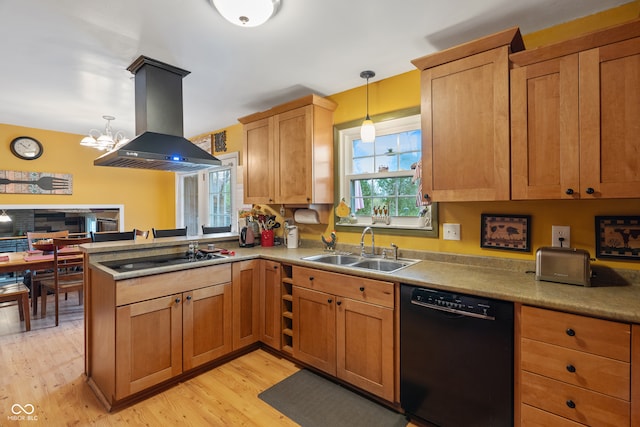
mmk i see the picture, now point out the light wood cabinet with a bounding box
[88,264,233,407]
[411,27,524,202]
[517,305,632,426]
[260,260,282,350]
[510,20,640,199]
[232,260,260,350]
[292,266,395,401]
[239,94,337,205]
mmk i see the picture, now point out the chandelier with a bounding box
[80,115,129,151]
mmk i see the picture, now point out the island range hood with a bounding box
[94,56,221,172]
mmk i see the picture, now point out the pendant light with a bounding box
[0,210,12,223]
[360,70,376,143]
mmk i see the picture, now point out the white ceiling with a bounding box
[0,0,631,139]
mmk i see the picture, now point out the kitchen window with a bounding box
[335,108,437,236]
[176,152,239,236]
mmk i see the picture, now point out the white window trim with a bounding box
[338,114,431,229]
[175,152,239,235]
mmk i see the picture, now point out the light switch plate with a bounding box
[443,223,461,241]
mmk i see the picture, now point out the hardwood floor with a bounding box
[0,295,414,426]
[0,295,300,426]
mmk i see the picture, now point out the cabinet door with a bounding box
[580,37,640,199]
[115,293,183,399]
[232,260,260,350]
[293,286,336,375]
[511,55,580,200]
[273,105,313,204]
[183,283,232,371]
[421,46,511,201]
[260,260,281,350]
[243,117,274,204]
[336,297,394,401]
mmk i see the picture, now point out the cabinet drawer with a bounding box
[116,264,232,306]
[521,305,630,361]
[521,371,630,427]
[293,266,394,308]
[521,338,630,400]
[521,404,586,427]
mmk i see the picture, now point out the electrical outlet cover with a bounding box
[443,223,461,241]
[552,225,571,248]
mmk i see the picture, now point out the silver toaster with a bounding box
[535,247,592,286]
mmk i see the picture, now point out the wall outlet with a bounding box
[552,225,571,248]
[443,223,461,241]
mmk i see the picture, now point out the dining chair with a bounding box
[134,229,149,239]
[91,231,136,242]
[202,225,231,234]
[0,283,31,331]
[26,230,69,250]
[40,237,92,326]
[152,227,187,238]
[25,230,70,315]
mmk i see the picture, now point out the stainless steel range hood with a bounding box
[94,56,221,172]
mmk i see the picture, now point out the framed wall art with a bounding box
[481,214,531,252]
[595,215,640,260]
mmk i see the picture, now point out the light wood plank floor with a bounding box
[0,295,414,427]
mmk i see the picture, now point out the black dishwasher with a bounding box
[400,284,514,427]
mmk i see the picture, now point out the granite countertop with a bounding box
[84,238,640,324]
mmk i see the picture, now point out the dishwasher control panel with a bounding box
[410,287,495,320]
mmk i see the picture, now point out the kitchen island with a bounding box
[81,237,640,424]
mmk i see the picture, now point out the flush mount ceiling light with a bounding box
[211,0,281,27]
[80,115,129,151]
[360,70,376,143]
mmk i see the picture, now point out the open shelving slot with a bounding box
[281,264,293,354]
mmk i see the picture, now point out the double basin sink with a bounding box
[301,253,419,273]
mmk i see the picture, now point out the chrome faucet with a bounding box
[360,226,375,257]
[390,243,399,260]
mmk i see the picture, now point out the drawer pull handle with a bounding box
[566,400,576,409]
[566,364,576,373]
[273,265,278,270]
[175,297,181,304]
[565,188,574,195]
[566,328,576,337]
[336,300,342,306]
[359,286,365,292]
[327,298,333,304]
[309,276,314,281]
[186,295,192,301]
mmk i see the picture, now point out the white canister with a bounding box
[286,225,299,249]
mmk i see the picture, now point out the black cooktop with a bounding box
[103,252,225,273]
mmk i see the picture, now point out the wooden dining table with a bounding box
[0,248,84,315]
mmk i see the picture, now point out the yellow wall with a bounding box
[3,3,640,271]
[1,124,176,232]
[310,2,640,271]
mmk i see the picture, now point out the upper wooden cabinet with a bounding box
[239,94,337,205]
[412,27,524,201]
[510,19,640,199]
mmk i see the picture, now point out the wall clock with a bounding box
[10,136,43,160]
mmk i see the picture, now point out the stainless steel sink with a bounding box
[301,253,419,273]
[301,254,363,265]
[351,258,414,272]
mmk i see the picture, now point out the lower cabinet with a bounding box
[232,260,260,350]
[260,260,282,350]
[88,263,234,406]
[115,282,232,399]
[292,266,395,401]
[517,304,632,427]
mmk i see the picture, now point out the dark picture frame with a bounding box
[595,215,640,260]
[481,214,531,252]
